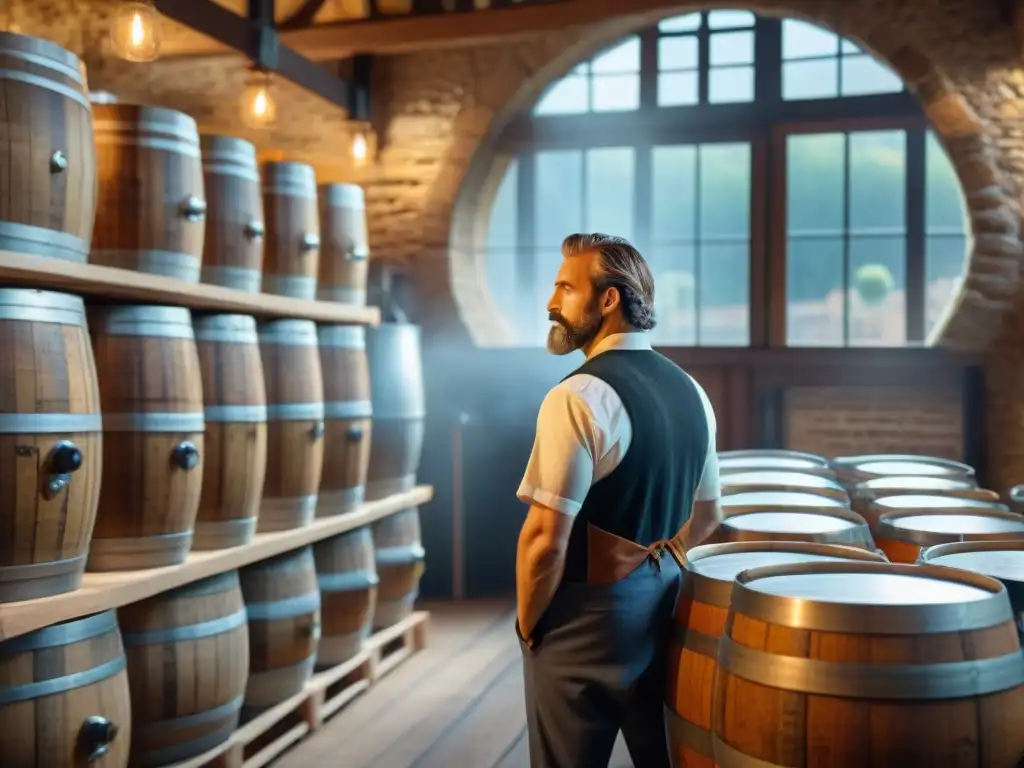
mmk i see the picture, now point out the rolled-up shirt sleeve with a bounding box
[516,383,602,516]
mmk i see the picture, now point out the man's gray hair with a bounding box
[561,233,656,331]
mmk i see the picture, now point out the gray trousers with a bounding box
[519,555,683,768]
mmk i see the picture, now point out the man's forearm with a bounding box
[681,508,723,552]
[516,538,566,638]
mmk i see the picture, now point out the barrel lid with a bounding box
[872,494,1007,512]
[886,513,1024,535]
[856,476,975,493]
[876,507,1024,547]
[722,471,842,491]
[747,569,992,605]
[722,490,846,509]
[720,456,825,471]
[690,548,868,581]
[849,460,968,477]
[724,511,856,533]
[923,542,1024,584]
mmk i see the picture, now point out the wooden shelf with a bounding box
[0,485,433,642]
[0,250,380,325]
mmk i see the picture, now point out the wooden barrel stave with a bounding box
[240,547,321,711]
[874,505,1024,564]
[667,542,885,768]
[365,324,426,501]
[0,32,96,263]
[317,183,370,305]
[317,324,373,517]
[314,527,378,666]
[372,507,425,629]
[261,162,319,299]
[712,561,1024,766]
[118,571,249,767]
[720,470,849,503]
[199,134,265,293]
[0,610,132,767]
[91,104,206,282]
[0,289,102,601]
[258,319,325,532]
[193,314,268,549]
[89,306,205,570]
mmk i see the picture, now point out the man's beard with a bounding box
[546,301,602,356]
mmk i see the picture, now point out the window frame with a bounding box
[488,12,952,349]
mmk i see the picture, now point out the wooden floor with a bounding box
[274,600,635,768]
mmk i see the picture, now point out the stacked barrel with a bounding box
[0,30,427,768]
[667,448,1024,767]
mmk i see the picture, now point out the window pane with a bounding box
[586,148,635,240]
[651,145,697,243]
[591,36,641,74]
[649,247,697,346]
[658,71,699,106]
[708,9,755,28]
[486,158,518,249]
[700,143,751,237]
[593,73,640,111]
[925,131,967,233]
[783,59,838,100]
[841,55,904,96]
[534,150,582,247]
[659,36,699,70]
[841,38,862,54]
[787,237,844,346]
[925,235,966,337]
[709,66,754,103]
[782,19,838,59]
[710,30,754,65]
[848,236,906,346]
[533,75,588,115]
[924,132,968,339]
[787,133,845,233]
[849,130,906,232]
[659,12,702,33]
[700,242,750,345]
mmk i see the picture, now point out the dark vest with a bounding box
[561,347,710,583]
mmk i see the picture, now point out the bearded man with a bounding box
[514,233,723,768]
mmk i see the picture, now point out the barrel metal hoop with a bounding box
[136,694,244,736]
[0,67,88,106]
[318,570,380,593]
[0,221,90,265]
[102,412,205,433]
[0,45,85,82]
[0,654,126,705]
[711,734,785,768]
[91,249,201,283]
[245,591,321,622]
[202,162,260,182]
[671,625,720,660]
[262,275,316,300]
[204,404,268,423]
[688,572,735,608]
[663,704,713,757]
[265,402,325,422]
[0,413,102,434]
[133,720,239,767]
[323,400,373,420]
[198,266,262,295]
[718,635,1024,700]
[375,544,426,566]
[0,611,117,656]
[121,608,248,646]
[91,135,201,157]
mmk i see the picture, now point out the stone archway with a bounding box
[366,1,1022,351]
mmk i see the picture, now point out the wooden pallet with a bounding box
[170,611,430,768]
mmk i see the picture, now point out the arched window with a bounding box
[482,12,967,348]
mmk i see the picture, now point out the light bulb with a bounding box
[240,74,277,129]
[109,2,160,62]
[352,132,368,166]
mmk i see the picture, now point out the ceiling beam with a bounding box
[153,0,370,117]
[156,0,684,59]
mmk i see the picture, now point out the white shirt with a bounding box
[516,332,720,517]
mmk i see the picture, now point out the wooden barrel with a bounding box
[317,325,373,517]
[667,542,885,768]
[365,323,426,500]
[372,507,425,629]
[920,540,1024,643]
[721,490,849,517]
[714,507,876,550]
[0,611,131,767]
[719,454,836,479]
[240,547,321,711]
[314,527,378,666]
[718,449,828,465]
[720,470,848,503]
[89,306,205,570]
[0,32,96,263]
[118,571,249,767]
[832,454,976,488]
[875,506,1024,564]
[1010,485,1024,515]
[317,183,370,305]
[258,319,325,532]
[852,475,998,523]
[91,104,206,282]
[199,134,265,293]
[0,289,102,602]
[193,315,268,550]
[865,492,1008,531]
[261,161,320,299]
[712,561,1024,766]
